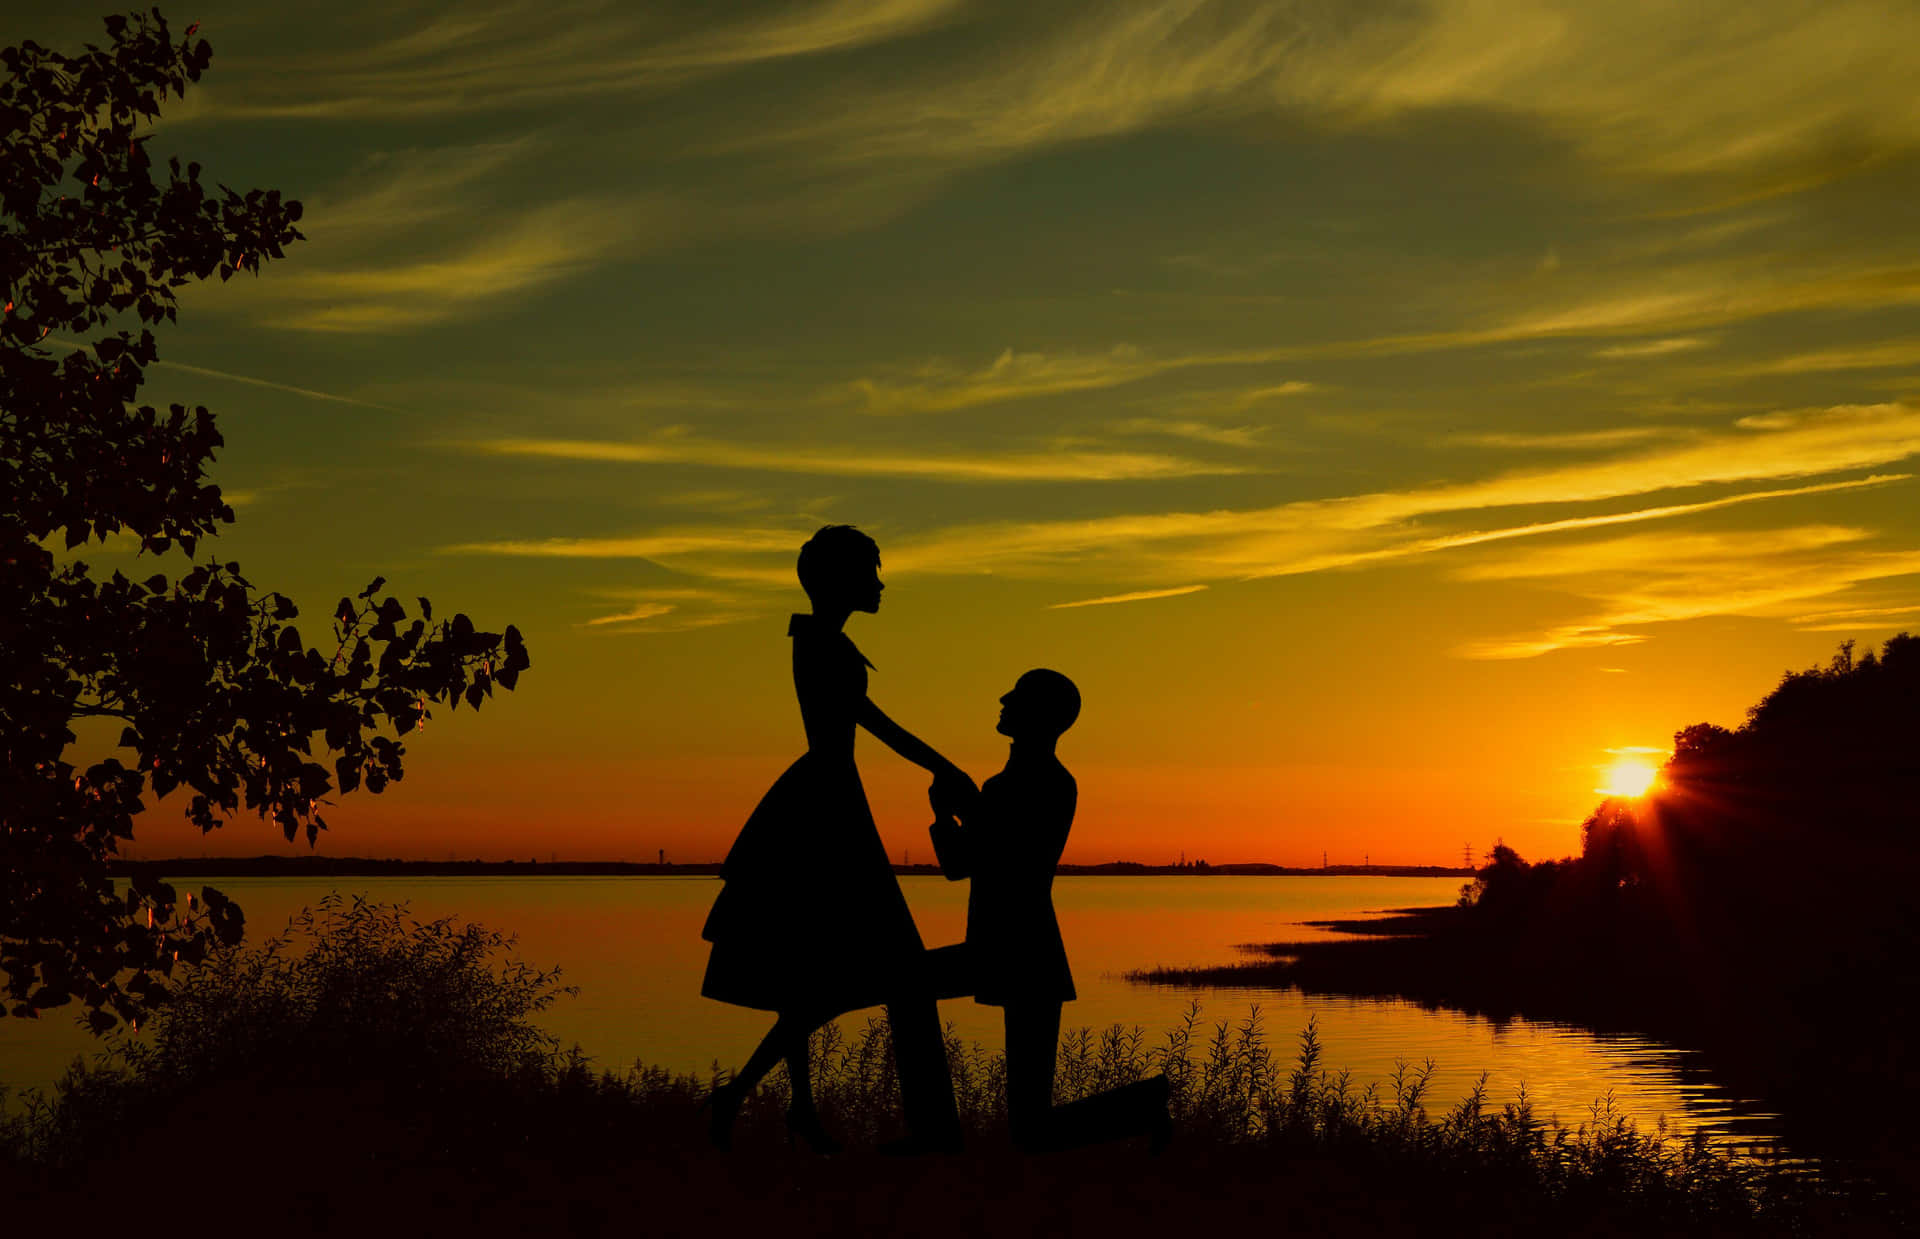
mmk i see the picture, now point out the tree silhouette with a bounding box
[1,10,529,1031]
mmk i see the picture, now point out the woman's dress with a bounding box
[700,614,924,1014]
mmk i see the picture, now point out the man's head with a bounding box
[996,669,1080,743]
[797,524,882,612]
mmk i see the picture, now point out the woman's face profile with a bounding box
[855,561,884,613]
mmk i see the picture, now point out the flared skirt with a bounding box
[700,753,924,1013]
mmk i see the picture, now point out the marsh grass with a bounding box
[729,1002,1811,1223]
[0,900,1870,1233]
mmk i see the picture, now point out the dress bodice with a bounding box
[789,613,871,759]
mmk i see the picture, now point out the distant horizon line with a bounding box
[112,855,1479,877]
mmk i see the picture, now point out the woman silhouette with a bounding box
[700,524,973,1151]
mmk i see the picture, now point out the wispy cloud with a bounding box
[443,529,803,559]
[1278,0,1920,180]
[842,345,1312,414]
[1789,602,1920,632]
[1226,381,1317,408]
[202,0,963,119]
[442,403,1919,611]
[1456,528,1920,657]
[1593,338,1712,360]
[1106,418,1266,448]
[1049,585,1208,609]
[246,198,647,333]
[880,469,1909,587]
[583,602,677,626]
[463,435,1249,482]
[1721,340,1920,377]
[1453,427,1677,451]
[571,585,765,632]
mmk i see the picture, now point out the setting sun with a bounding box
[1597,758,1660,798]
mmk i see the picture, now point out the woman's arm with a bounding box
[859,697,973,789]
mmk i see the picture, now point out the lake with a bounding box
[0,874,1788,1156]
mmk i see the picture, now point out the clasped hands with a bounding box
[926,765,977,879]
[928,764,977,823]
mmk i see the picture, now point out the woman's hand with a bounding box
[930,766,978,817]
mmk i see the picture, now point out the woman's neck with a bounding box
[810,606,851,633]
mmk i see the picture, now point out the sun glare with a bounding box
[1597,757,1660,798]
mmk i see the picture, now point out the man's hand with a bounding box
[929,766,977,820]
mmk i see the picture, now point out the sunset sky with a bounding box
[29,1,1920,866]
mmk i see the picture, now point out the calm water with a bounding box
[0,875,1787,1155]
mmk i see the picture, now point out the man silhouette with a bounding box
[927,669,1171,1152]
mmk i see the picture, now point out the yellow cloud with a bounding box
[1723,340,1920,377]
[1592,338,1712,359]
[583,603,677,626]
[445,529,802,559]
[1049,585,1209,609]
[202,0,963,119]
[463,435,1249,482]
[439,405,1920,647]
[1455,530,1920,657]
[1454,428,1676,451]
[264,200,645,332]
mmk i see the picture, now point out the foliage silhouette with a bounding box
[0,10,528,1031]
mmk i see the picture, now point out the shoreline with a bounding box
[1137,903,1920,1199]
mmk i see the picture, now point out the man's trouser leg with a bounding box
[1004,1000,1062,1151]
[1006,996,1171,1152]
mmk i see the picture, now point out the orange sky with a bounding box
[29,1,1915,868]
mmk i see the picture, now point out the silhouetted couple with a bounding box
[700,524,1170,1155]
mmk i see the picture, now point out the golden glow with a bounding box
[1597,758,1660,798]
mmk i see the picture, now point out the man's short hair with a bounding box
[796,524,879,603]
[1019,668,1081,737]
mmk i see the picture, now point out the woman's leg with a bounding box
[732,1008,827,1096]
[711,1007,835,1150]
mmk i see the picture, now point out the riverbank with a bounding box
[1136,903,1920,1203]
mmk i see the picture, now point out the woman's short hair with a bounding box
[797,524,879,603]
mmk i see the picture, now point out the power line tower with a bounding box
[1322,849,1328,869]
[1462,843,1475,869]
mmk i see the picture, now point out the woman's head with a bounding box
[797,524,883,612]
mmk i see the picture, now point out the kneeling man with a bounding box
[928,669,1170,1152]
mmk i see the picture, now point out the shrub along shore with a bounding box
[1,897,1902,1236]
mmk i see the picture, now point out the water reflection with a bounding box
[0,875,1788,1157]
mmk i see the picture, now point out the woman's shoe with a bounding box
[702,1082,744,1152]
[785,1107,842,1154]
